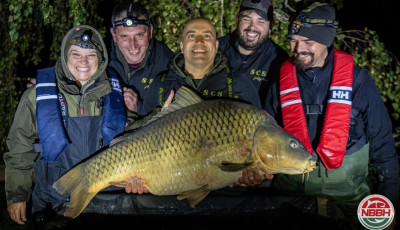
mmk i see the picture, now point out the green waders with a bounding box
[272,144,371,219]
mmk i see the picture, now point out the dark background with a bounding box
[337,0,400,59]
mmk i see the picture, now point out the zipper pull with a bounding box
[80,108,84,115]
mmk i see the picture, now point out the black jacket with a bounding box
[109,38,173,116]
[163,51,261,108]
[218,31,288,108]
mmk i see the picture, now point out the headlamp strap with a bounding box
[112,3,150,28]
[291,2,338,32]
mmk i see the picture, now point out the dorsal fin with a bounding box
[142,86,203,126]
[110,86,203,146]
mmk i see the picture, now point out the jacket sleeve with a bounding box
[357,69,399,206]
[3,88,39,206]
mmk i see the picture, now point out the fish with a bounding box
[53,86,316,219]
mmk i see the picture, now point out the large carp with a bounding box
[53,86,316,218]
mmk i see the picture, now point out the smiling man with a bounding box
[218,0,288,108]
[265,2,399,228]
[109,2,173,117]
[162,18,261,108]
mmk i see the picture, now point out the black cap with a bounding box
[288,2,338,47]
[238,0,272,21]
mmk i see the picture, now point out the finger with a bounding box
[266,174,274,180]
[137,178,143,194]
[241,170,250,185]
[132,177,138,193]
[20,204,27,222]
[162,90,175,111]
[125,178,133,193]
[143,187,148,193]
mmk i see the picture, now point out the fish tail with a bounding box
[53,163,97,218]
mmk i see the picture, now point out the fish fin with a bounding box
[143,86,203,126]
[218,161,255,172]
[53,162,98,219]
[109,181,127,188]
[177,184,210,207]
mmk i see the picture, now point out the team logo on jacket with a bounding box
[111,78,122,93]
[357,194,395,229]
[328,86,352,105]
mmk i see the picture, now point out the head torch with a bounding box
[112,17,150,28]
[290,13,338,35]
[70,30,105,63]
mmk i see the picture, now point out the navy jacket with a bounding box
[265,47,400,205]
[109,38,173,116]
[218,31,288,108]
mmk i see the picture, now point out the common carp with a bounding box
[53,86,316,218]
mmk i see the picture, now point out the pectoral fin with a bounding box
[218,161,255,172]
[109,181,128,188]
[177,184,210,207]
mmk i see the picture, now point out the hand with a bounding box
[230,168,273,187]
[27,78,36,88]
[162,90,174,111]
[7,202,27,225]
[123,87,138,113]
[125,176,148,194]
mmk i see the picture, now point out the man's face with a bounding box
[110,17,153,65]
[236,11,270,51]
[289,34,328,69]
[180,18,219,69]
[67,45,99,86]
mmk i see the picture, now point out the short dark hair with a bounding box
[111,2,150,24]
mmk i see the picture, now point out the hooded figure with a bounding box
[4,25,126,224]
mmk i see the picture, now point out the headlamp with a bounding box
[290,14,338,35]
[112,17,150,28]
[69,30,105,63]
[290,2,338,35]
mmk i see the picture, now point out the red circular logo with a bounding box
[357,194,394,230]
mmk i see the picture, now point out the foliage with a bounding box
[1,0,400,163]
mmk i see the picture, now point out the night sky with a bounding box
[337,0,400,59]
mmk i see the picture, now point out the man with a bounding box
[126,18,266,194]
[218,0,288,108]
[265,2,399,226]
[109,2,174,117]
[163,17,261,108]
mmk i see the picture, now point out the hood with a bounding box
[60,25,108,88]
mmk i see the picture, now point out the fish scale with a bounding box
[53,87,316,218]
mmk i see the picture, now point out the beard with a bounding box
[236,28,267,51]
[293,52,315,70]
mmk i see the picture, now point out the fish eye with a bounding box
[290,140,298,148]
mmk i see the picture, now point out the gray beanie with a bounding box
[288,2,338,47]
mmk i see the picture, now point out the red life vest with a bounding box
[280,49,354,170]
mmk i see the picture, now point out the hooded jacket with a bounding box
[3,25,125,210]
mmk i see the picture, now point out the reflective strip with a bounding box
[36,83,56,88]
[327,99,352,105]
[37,95,58,101]
[280,87,299,95]
[330,86,352,91]
[282,99,302,108]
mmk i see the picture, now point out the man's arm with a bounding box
[359,69,399,204]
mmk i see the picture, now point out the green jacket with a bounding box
[3,25,112,207]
